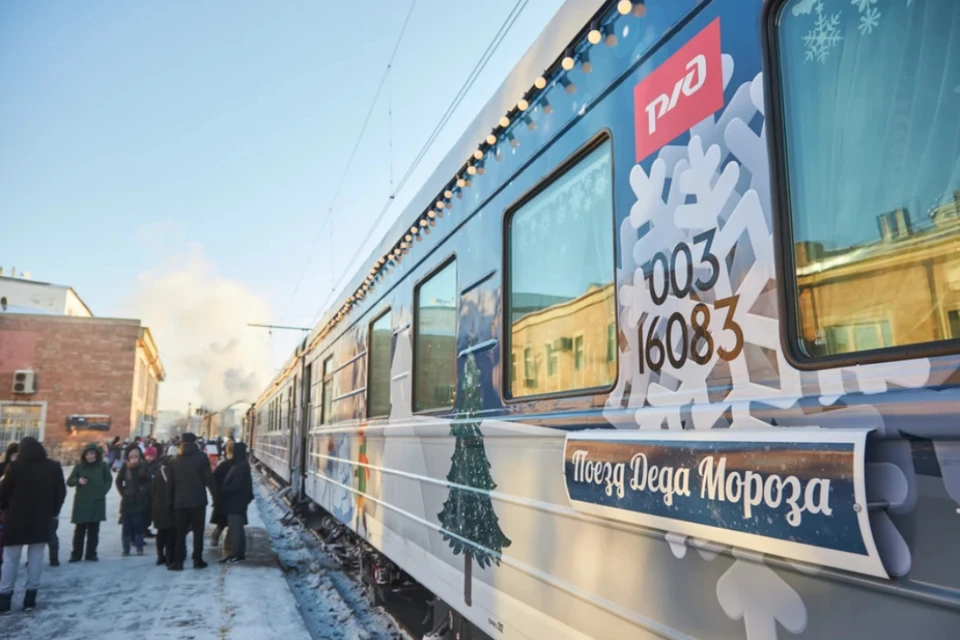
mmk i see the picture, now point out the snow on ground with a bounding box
[2,466,312,640]
[253,469,413,640]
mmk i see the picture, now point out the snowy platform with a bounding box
[1,467,312,640]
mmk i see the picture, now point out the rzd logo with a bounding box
[634,19,723,162]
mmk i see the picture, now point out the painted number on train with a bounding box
[634,18,724,162]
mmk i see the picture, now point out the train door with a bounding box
[291,361,311,500]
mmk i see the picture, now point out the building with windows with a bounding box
[0,273,93,317]
[0,313,164,462]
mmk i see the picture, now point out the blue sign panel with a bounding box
[563,429,886,578]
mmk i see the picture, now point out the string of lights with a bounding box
[305,0,647,354]
[306,0,532,330]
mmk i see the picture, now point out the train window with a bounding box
[414,259,457,412]
[775,0,960,361]
[367,310,392,418]
[506,138,616,398]
[320,355,334,425]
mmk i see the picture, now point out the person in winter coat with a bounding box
[0,437,66,615]
[150,454,176,567]
[115,445,150,556]
[66,443,112,562]
[209,440,234,549]
[143,446,160,539]
[0,443,18,575]
[107,437,122,470]
[167,433,214,571]
[219,442,254,563]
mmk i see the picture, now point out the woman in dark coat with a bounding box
[219,442,254,563]
[115,445,150,556]
[209,440,234,549]
[0,437,66,614]
[150,455,176,567]
[0,443,18,575]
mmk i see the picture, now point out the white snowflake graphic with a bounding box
[851,0,876,12]
[803,0,843,63]
[858,5,881,32]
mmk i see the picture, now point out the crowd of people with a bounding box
[0,432,255,616]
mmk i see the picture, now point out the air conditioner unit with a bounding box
[13,369,36,394]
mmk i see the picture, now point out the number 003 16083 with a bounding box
[637,297,745,374]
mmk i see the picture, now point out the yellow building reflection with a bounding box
[510,283,617,397]
[796,192,960,356]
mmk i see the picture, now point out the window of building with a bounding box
[573,334,585,372]
[607,323,616,363]
[949,310,960,338]
[321,355,334,424]
[367,311,392,417]
[545,343,558,377]
[414,260,457,412]
[776,0,960,361]
[0,403,44,443]
[506,138,616,397]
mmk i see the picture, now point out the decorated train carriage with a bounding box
[252,0,960,638]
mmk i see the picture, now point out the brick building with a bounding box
[0,313,164,463]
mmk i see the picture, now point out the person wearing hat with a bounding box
[142,446,161,539]
[167,433,214,570]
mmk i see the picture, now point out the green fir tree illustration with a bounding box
[436,352,511,607]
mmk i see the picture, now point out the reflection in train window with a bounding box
[414,260,457,412]
[778,0,960,359]
[320,356,334,424]
[506,139,616,398]
[367,311,391,418]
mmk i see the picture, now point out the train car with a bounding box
[253,0,960,638]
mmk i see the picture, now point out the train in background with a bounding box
[247,1,960,638]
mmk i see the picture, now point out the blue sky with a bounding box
[0,0,566,410]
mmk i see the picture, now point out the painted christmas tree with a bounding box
[437,353,511,607]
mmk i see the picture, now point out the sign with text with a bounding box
[633,18,724,162]
[563,429,887,578]
[67,415,111,431]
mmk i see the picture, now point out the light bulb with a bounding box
[617,1,632,15]
[436,200,444,209]
[444,189,453,198]
[605,28,618,47]
[588,28,602,45]
[534,76,547,90]
[517,98,529,111]
[507,132,519,148]
[523,114,536,130]
[485,134,496,145]
[410,226,417,234]
[473,149,483,160]
[421,217,429,225]
[633,3,647,18]
[427,211,436,219]
[499,115,510,128]
[542,97,553,114]
[581,51,592,74]
[561,55,575,71]
[457,177,466,187]
[476,165,485,175]
[560,76,576,94]
[467,165,477,175]
[405,234,412,242]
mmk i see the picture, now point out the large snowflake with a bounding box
[803,0,843,62]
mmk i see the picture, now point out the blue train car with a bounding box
[253,0,960,637]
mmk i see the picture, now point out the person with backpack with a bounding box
[0,437,66,615]
[66,443,112,562]
[219,442,254,563]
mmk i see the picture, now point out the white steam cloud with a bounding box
[126,243,270,412]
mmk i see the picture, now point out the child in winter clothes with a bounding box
[66,443,112,562]
[150,455,176,567]
[115,446,150,555]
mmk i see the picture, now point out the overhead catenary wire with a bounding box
[308,0,532,329]
[277,0,418,325]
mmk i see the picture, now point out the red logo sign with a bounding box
[634,18,724,162]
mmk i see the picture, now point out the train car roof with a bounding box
[310,0,608,339]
